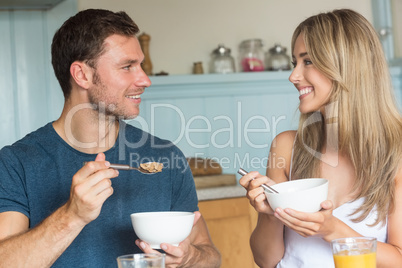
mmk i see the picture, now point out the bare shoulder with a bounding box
[0,211,29,241]
[267,130,297,182]
[392,164,402,204]
[270,130,297,154]
[393,164,402,200]
[387,164,402,247]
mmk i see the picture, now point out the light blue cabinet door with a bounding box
[13,11,49,137]
[0,12,17,147]
[130,69,401,178]
[0,0,76,148]
[129,72,300,177]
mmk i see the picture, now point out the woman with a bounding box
[239,9,402,267]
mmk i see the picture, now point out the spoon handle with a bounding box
[83,162,137,170]
[109,163,134,170]
[83,162,157,175]
[237,168,279,194]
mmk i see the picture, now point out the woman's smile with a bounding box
[298,86,314,99]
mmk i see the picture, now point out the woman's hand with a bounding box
[273,200,340,241]
[239,171,277,215]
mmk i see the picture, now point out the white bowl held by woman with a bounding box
[265,178,329,213]
[131,211,195,249]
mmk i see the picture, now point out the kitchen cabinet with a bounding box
[199,196,259,268]
[134,69,401,178]
[0,0,65,10]
[137,71,300,177]
[372,0,402,62]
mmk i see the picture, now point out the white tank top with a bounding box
[276,198,387,268]
[277,135,388,267]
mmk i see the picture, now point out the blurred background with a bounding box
[0,0,401,160]
[1,2,401,266]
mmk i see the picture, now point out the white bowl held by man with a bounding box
[265,178,328,213]
[131,211,195,249]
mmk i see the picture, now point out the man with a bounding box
[0,9,221,267]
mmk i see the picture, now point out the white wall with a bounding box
[78,0,372,75]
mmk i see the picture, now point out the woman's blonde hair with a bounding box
[291,9,402,225]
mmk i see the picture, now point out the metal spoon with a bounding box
[83,162,158,174]
[109,163,157,174]
[237,168,279,194]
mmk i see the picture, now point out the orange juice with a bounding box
[333,251,376,268]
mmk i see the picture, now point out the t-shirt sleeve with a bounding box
[0,146,30,217]
[169,146,199,212]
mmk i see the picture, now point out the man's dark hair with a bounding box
[51,9,140,98]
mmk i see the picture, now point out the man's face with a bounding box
[88,34,151,120]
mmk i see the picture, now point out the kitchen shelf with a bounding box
[146,66,402,105]
[146,71,294,99]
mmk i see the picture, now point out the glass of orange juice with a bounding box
[331,237,377,268]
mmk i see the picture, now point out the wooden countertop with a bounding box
[196,185,246,201]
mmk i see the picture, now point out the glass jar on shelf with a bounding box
[239,39,265,72]
[209,44,236,74]
[265,43,291,71]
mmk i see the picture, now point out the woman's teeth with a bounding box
[299,87,313,96]
[126,95,141,99]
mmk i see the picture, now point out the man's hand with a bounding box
[0,153,120,267]
[135,211,221,268]
[64,152,119,227]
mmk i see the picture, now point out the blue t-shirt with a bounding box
[0,121,198,267]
